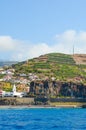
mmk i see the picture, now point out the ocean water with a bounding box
[0,108,86,130]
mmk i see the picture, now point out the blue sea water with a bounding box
[0,108,86,130]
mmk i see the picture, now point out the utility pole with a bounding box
[73,45,74,55]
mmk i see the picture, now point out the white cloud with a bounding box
[55,30,86,54]
[0,30,86,61]
[0,36,15,51]
[11,43,52,61]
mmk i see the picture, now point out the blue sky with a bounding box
[0,0,86,61]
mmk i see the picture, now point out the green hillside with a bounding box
[13,53,86,83]
[47,53,75,64]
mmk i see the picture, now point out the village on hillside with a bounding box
[0,53,86,99]
[0,61,86,99]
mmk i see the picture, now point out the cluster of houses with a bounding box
[0,67,86,98]
[0,68,39,82]
[0,84,27,97]
[0,67,40,97]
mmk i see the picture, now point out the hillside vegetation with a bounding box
[13,53,86,83]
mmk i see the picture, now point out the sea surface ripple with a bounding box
[0,108,86,130]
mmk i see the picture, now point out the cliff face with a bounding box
[29,81,86,98]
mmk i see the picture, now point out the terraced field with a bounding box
[13,53,86,83]
[47,53,75,64]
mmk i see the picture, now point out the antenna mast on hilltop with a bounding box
[73,45,75,55]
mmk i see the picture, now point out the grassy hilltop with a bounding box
[13,53,86,83]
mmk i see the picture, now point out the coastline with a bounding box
[0,104,83,109]
[0,97,86,108]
